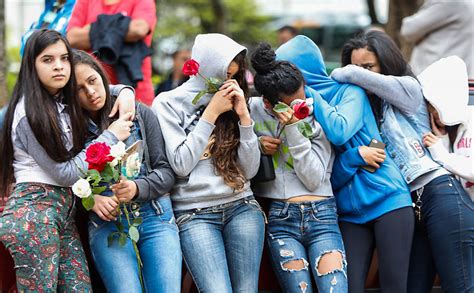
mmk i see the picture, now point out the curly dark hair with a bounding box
[251,42,304,105]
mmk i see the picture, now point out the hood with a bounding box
[275,35,352,104]
[154,33,246,109]
[418,56,469,125]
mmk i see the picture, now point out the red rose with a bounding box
[182,59,200,76]
[85,142,113,172]
[292,102,310,120]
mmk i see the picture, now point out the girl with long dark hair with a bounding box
[72,50,178,292]
[152,33,265,292]
[333,30,474,293]
[0,29,132,291]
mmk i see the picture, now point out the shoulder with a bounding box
[12,98,27,129]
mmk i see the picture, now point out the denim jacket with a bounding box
[379,101,442,184]
[87,103,175,202]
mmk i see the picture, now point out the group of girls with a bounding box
[0,28,472,293]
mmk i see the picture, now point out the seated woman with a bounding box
[250,42,347,293]
[152,33,265,292]
[73,50,180,293]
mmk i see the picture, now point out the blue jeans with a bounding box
[175,196,265,293]
[266,197,348,293]
[408,175,474,293]
[88,196,182,293]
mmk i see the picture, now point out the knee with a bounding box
[315,250,346,276]
[281,258,309,272]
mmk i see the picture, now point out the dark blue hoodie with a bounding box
[276,36,412,223]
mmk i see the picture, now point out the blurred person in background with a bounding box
[277,25,298,46]
[67,0,157,105]
[401,0,474,78]
[20,0,77,55]
[155,49,191,96]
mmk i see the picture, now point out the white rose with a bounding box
[126,153,141,178]
[109,158,118,168]
[72,178,92,198]
[110,141,126,160]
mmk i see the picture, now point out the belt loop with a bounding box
[281,201,290,216]
[311,201,318,213]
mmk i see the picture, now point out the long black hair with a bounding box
[251,42,304,105]
[0,29,87,196]
[341,30,415,77]
[340,30,416,123]
[72,50,115,131]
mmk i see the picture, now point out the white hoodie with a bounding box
[418,56,474,199]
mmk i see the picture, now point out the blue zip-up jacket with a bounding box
[276,36,412,223]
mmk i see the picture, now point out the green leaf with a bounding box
[113,169,120,182]
[115,221,124,233]
[132,218,143,226]
[101,164,115,182]
[82,195,95,211]
[91,186,106,195]
[273,102,290,113]
[88,169,101,185]
[118,233,128,246]
[298,122,314,138]
[206,78,223,92]
[128,226,140,242]
[192,90,207,105]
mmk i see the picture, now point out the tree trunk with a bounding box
[0,0,7,106]
[366,0,380,25]
[386,0,423,60]
[209,0,228,35]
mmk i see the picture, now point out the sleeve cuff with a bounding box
[285,122,308,147]
[97,130,119,144]
[239,120,257,142]
[196,118,216,137]
[109,84,135,97]
[428,140,449,165]
[352,147,367,167]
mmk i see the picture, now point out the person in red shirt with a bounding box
[67,0,156,105]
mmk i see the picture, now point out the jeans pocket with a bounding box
[152,199,177,225]
[175,212,194,227]
[451,177,474,211]
[310,205,338,224]
[245,199,268,224]
[268,206,291,222]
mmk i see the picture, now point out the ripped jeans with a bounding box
[88,196,182,293]
[267,197,348,293]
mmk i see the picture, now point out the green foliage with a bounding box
[82,195,95,211]
[155,0,276,46]
[273,102,290,113]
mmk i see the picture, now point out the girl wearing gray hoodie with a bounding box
[152,34,265,292]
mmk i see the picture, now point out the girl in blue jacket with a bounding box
[276,35,414,292]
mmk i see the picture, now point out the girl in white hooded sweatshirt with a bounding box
[421,56,474,200]
[151,34,265,292]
